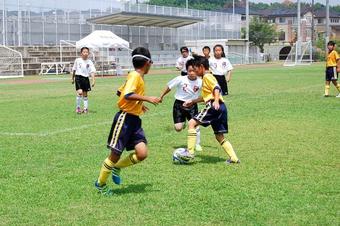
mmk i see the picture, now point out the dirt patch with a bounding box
[0,78,61,85]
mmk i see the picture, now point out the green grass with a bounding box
[0,63,339,225]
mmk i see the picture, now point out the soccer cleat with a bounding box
[225,159,241,164]
[179,149,195,162]
[324,94,330,97]
[111,167,121,185]
[94,181,113,196]
[195,144,203,152]
[336,93,340,98]
[82,108,89,114]
[76,107,82,114]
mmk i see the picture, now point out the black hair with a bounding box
[327,41,336,46]
[213,44,226,58]
[180,46,189,53]
[185,58,195,70]
[202,46,211,52]
[80,47,89,53]
[131,47,152,69]
[193,55,209,70]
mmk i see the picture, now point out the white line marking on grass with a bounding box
[0,121,111,137]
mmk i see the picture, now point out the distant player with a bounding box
[72,47,96,114]
[209,44,233,96]
[202,46,211,59]
[182,55,240,164]
[176,46,193,76]
[95,47,161,195]
[324,41,340,97]
[160,59,203,152]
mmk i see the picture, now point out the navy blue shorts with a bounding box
[173,99,198,124]
[107,111,147,156]
[325,67,338,81]
[213,74,228,96]
[194,101,228,134]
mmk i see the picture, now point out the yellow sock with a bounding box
[114,153,140,168]
[325,85,330,96]
[97,158,115,186]
[220,139,239,162]
[187,129,197,155]
[336,84,340,92]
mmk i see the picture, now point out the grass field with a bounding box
[0,63,339,225]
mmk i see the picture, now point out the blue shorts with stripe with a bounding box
[193,101,228,134]
[325,67,338,81]
[107,111,147,156]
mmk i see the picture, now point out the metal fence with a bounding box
[0,0,242,51]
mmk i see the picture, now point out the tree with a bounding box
[247,17,277,53]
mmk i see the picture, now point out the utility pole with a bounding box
[2,0,5,45]
[17,0,22,46]
[325,0,330,52]
[245,0,249,64]
[311,0,314,60]
[296,0,301,64]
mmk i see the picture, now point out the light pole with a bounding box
[245,0,249,64]
[17,0,22,46]
[325,0,330,52]
[2,0,5,45]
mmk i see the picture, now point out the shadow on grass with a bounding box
[114,183,157,195]
[198,154,225,164]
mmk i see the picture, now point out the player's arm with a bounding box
[226,70,232,82]
[160,86,171,102]
[175,58,182,71]
[125,93,160,105]
[225,59,233,82]
[90,72,95,87]
[212,87,221,110]
[336,55,340,73]
[183,96,204,108]
[71,61,76,84]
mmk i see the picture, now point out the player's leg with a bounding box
[331,80,340,97]
[186,104,202,151]
[83,91,88,113]
[325,68,332,97]
[212,102,239,163]
[173,100,186,132]
[75,75,83,113]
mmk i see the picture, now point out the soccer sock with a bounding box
[325,85,330,96]
[336,84,340,93]
[220,139,239,162]
[83,97,88,109]
[97,157,115,186]
[187,129,197,155]
[195,127,201,145]
[114,153,140,168]
[76,95,81,108]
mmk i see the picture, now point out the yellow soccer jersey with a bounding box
[117,71,145,116]
[202,73,224,103]
[326,50,340,67]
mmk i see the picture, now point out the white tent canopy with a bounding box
[76,30,130,50]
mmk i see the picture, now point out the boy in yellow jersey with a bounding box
[181,55,240,164]
[324,41,340,97]
[95,47,161,195]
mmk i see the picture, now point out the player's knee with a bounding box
[136,151,148,161]
[77,90,83,96]
[188,119,197,129]
[174,123,183,132]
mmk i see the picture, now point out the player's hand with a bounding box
[91,80,95,87]
[142,105,149,113]
[183,100,193,108]
[337,67,340,73]
[71,79,74,84]
[147,96,161,105]
[213,100,220,110]
[226,76,231,82]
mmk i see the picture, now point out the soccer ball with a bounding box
[172,148,191,164]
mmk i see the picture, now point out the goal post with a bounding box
[0,45,24,78]
[283,41,312,67]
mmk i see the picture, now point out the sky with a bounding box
[2,0,339,12]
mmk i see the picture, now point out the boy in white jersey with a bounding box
[209,44,233,96]
[176,46,193,76]
[72,47,96,114]
[160,59,203,151]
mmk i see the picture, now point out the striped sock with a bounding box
[187,129,197,155]
[220,139,239,162]
[114,153,140,168]
[97,158,115,186]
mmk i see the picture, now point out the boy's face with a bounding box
[203,49,210,57]
[144,60,153,74]
[181,49,189,58]
[187,65,197,80]
[327,44,335,51]
[81,49,89,59]
[194,65,205,77]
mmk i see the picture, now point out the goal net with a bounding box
[283,41,312,66]
[0,45,24,78]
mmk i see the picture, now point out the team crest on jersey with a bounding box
[222,62,227,67]
[193,86,200,92]
[86,64,90,68]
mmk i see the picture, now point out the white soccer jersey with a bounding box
[209,57,233,75]
[176,56,193,73]
[72,58,96,77]
[167,75,202,101]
